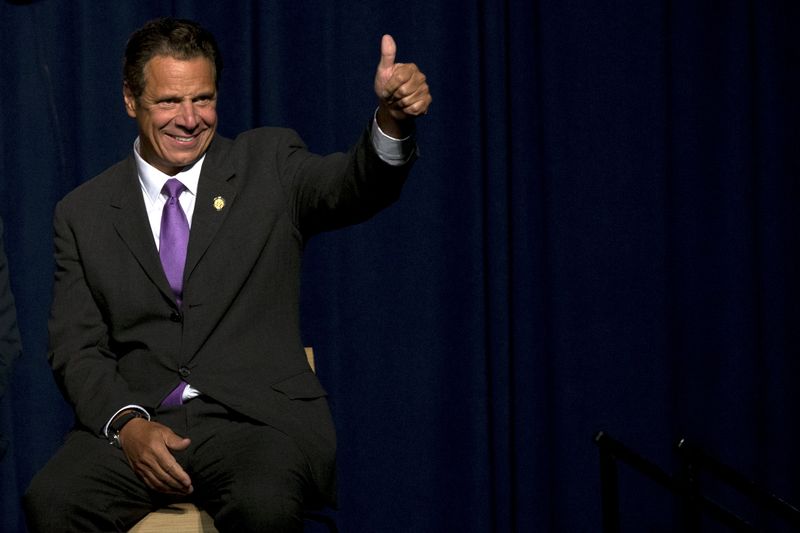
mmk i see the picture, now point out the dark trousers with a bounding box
[24,396,316,532]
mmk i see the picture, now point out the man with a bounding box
[0,216,22,460]
[24,17,430,532]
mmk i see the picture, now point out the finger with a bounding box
[390,68,427,100]
[140,468,184,494]
[161,462,193,493]
[132,426,193,492]
[144,474,191,496]
[132,454,188,494]
[146,455,193,493]
[404,97,431,116]
[384,71,430,112]
[384,63,425,101]
[166,434,192,452]
[379,34,396,71]
[396,88,432,116]
[161,434,193,488]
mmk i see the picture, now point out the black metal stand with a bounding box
[594,431,800,532]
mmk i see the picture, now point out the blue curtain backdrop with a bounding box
[1,1,798,531]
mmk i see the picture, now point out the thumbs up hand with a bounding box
[374,35,431,137]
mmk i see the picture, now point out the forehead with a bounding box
[142,55,216,94]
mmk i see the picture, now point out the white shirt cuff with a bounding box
[371,108,416,166]
[103,405,151,437]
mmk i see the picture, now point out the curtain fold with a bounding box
[1,1,798,531]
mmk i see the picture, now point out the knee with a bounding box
[214,486,304,532]
[24,467,123,533]
[23,471,76,532]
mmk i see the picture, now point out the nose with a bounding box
[175,101,199,130]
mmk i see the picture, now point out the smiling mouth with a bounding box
[167,133,201,143]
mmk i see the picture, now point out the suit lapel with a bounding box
[108,137,237,307]
[184,137,237,282]
[110,156,175,303]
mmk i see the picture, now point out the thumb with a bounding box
[379,34,396,70]
[165,431,191,452]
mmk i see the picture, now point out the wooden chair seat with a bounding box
[129,503,216,533]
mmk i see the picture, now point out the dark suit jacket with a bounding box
[47,125,414,502]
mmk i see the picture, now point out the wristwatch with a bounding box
[108,410,147,448]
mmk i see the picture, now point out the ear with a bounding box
[123,83,137,118]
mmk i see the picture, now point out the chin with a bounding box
[165,151,202,166]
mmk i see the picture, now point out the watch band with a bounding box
[108,410,147,448]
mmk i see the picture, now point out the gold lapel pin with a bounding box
[213,196,225,211]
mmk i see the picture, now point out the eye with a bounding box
[157,99,179,109]
[193,95,215,106]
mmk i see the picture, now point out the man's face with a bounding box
[124,55,218,176]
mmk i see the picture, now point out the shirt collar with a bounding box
[133,137,206,202]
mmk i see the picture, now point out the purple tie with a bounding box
[159,179,189,407]
[162,381,188,408]
[159,179,189,307]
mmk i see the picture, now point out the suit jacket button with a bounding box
[170,311,182,323]
[179,367,191,378]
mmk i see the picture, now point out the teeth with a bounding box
[174,136,194,142]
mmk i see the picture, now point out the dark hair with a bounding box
[123,18,223,99]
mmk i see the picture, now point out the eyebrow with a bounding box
[153,91,216,103]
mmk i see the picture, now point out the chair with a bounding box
[129,347,336,532]
[594,431,800,532]
[129,502,215,533]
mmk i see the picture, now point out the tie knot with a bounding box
[162,178,186,199]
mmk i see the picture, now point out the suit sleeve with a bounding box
[47,200,140,435]
[277,121,418,237]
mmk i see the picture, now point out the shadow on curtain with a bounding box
[1,1,799,531]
